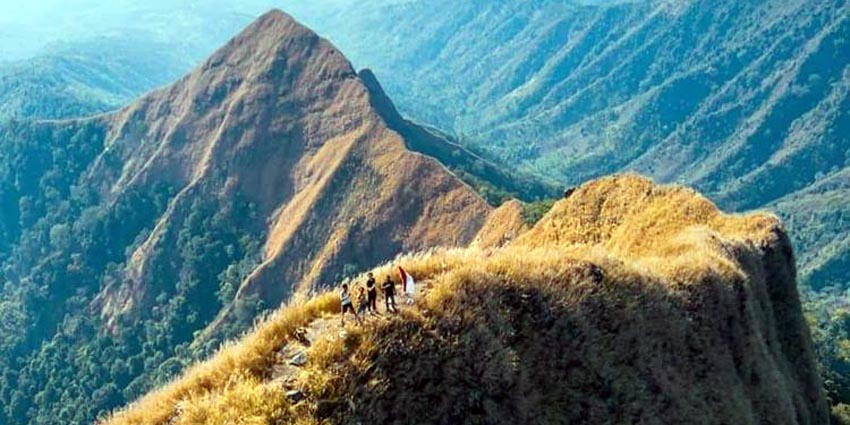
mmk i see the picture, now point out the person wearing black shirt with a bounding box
[382,275,397,313]
[366,272,378,315]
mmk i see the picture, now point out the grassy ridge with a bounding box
[104,175,827,424]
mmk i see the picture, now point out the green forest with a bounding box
[0,121,269,423]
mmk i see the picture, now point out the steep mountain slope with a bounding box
[0,11,496,423]
[309,0,850,197]
[0,38,188,121]
[105,175,828,425]
[293,0,850,290]
[92,9,492,321]
[4,2,845,290]
[359,68,558,203]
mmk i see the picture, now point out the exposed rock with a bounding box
[294,327,311,346]
[285,390,304,404]
[288,352,308,366]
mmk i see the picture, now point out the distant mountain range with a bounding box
[0,37,188,121]
[287,0,850,291]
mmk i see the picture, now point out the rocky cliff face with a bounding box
[104,175,828,425]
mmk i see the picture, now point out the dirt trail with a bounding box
[270,297,414,388]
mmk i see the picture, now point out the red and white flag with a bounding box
[398,266,415,295]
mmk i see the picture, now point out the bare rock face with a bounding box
[76,10,491,326]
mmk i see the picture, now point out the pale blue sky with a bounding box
[0,0,623,61]
[0,0,373,60]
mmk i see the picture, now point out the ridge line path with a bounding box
[269,291,419,391]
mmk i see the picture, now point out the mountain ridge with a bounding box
[104,175,829,425]
[0,5,840,423]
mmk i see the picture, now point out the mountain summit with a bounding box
[0,8,831,425]
[93,9,493,324]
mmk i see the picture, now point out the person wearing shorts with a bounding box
[340,283,362,326]
[357,287,368,317]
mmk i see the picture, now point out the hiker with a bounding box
[339,283,362,326]
[366,272,379,315]
[356,286,368,317]
[382,274,397,313]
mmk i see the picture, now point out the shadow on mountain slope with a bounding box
[104,175,828,425]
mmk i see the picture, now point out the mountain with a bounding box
[105,175,828,425]
[307,0,850,196]
[0,4,840,423]
[0,0,261,62]
[359,68,558,203]
[0,37,189,121]
[0,10,503,423]
[290,0,850,290]
[5,0,841,291]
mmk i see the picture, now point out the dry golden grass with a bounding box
[170,373,287,425]
[471,199,527,248]
[103,293,339,425]
[104,174,828,424]
[100,9,495,327]
[515,174,783,282]
[293,239,825,423]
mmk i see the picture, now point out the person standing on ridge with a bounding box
[382,274,397,313]
[366,272,379,315]
[356,286,368,318]
[339,283,361,326]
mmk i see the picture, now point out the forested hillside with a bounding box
[294,0,850,290]
[0,38,187,121]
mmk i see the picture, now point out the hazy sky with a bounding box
[0,0,626,62]
[0,0,369,61]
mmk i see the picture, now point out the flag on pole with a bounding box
[398,266,415,296]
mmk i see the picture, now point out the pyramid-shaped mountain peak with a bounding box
[81,10,493,330]
[196,8,356,84]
